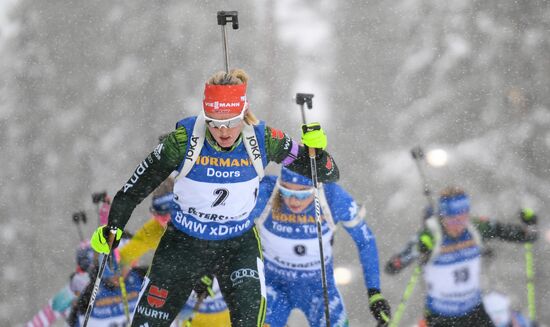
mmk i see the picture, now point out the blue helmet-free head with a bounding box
[439,192,470,217]
[280,167,313,187]
[278,167,315,206]
[150,192,175,215]
[438,187,471,238]
[150,177,175,216]
[76,242,95,272]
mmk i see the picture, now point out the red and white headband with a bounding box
[203,83,248,115]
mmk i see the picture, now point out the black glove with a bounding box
[92,191,109,204]
[520,208,537,225]
[368,289,391,326]
[385,256,403,275]
[385,240,418,275]
[193,275,215,299]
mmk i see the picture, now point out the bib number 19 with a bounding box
[453,267,470,284]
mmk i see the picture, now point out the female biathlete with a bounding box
[253,167,391,327]
[90,68,339,327]
[385,186,538,327]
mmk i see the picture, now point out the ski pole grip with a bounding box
[411,146,424,160]
[107,228,118,250]
[295,93,314,109]
[301,124,320,159]
[308,147,316,159]
[72,211,87,224]
[217,11,239,29]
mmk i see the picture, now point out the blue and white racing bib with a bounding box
[172,117,267,240]
[424,231,482,316]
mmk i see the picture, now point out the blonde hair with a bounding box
[206,68,259,125]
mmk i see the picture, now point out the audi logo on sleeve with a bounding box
[230,268,260,286]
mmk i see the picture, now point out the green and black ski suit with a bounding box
[107,118,339,327]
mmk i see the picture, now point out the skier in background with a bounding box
[68,248,146,327]
[253,167,391,327]
[24,242,92,327]
[24,192,114,327]
[385,186,538,327]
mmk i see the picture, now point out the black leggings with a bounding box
[131,223,266,327]
[426,304,495,327]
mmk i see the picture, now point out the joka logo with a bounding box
[147,285,168,309]
[186,135,199,161]
[245,135,262,160]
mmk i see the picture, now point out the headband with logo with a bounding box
[280,167,313,186]
[203,83,247,115]
[439,193,470,217]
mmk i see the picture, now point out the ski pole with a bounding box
[184,293,207,327]
[410,146,436,211]
[119,275,130,323]
[115,261,130,324]
[93,190,129,322]
[389,146,435,327]
[389,266,421,327]
[296,93,313,126]
[217,11,239,74]
[296,93,331,327]
[82,230,117,327]
[184,275,215,327]
[525,241,536,322]
[72,211,87,242]
[517,207,537,323]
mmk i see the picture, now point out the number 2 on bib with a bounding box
[212,188,229,207]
